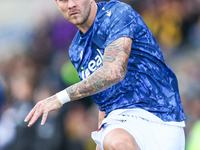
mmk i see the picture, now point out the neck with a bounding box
[77,1,97,34]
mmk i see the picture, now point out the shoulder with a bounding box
[97,0,131,8]
[97,0,133,13]
[107,0,134,13]
[96,0,139,23]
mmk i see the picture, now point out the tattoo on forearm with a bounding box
[67,84,78,94]
[67,37,132,101]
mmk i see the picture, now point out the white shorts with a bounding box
[91,109,185,150]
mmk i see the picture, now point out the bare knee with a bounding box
[110,138,135,150]
[103,128,137,150]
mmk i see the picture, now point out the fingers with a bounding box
[24,102,47,127]
[41,112,48,126]
[24,107,36,123]
[24,95,62,127]
[28,105,43,127]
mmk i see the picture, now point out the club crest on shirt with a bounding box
[102,7,111,17]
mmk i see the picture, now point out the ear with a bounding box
[55,0,60,10]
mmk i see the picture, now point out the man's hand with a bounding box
[24,95,63,127]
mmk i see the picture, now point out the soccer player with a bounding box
[24,0,186,149]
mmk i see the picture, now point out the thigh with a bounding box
[103,128,141,150]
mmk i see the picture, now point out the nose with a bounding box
[68,0,76,9]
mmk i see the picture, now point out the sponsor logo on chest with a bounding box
[81,49,103,79]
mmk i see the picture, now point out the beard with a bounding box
[67,3,91,26]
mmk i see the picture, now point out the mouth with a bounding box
[70,11,79,17]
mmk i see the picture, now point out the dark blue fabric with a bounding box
[69,0,185,122]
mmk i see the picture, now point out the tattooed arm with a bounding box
[67,37,132,100]
[24,37,132,127]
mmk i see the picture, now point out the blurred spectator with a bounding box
[62,100,98,150]
[0,52,35,148]
[141,0,184,58]
[188,16,200,48]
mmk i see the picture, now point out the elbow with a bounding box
[113,66,127,82]
[119,67,127,81]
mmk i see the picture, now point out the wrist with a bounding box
[56,90,71,104]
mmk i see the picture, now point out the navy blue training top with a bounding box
[68,0,185,122]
